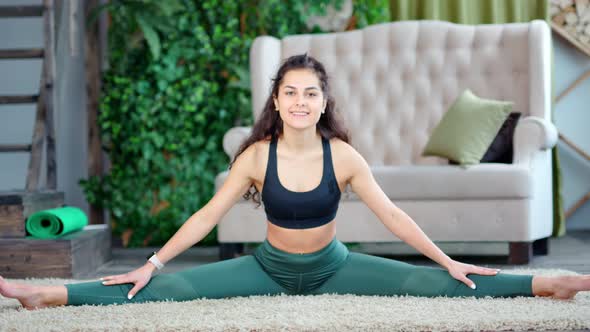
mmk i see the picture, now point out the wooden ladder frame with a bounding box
[551,22,590,219]
[0,1,57,191]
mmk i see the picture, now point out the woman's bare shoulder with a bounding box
[249,136,273,170]
[252,135,272,155]
[329,137,357,158]
[328,137,362,179]
[233,136,271,167]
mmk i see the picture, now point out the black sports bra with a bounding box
[261,134,341,229]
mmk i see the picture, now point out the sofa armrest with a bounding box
[223,126,252,160]
[513,116,558,167]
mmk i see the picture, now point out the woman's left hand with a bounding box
[445,260,500,290]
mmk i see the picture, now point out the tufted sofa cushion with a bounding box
[356,164,531,200]
[250,20,551,167]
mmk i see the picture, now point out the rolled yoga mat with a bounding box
[25,206,88,239]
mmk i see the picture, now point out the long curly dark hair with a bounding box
[229,53,350,207]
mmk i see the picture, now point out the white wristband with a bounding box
[148,254,164,270]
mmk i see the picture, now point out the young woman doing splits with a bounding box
[2,54,589,310]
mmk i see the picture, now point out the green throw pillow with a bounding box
[422,89,513,166]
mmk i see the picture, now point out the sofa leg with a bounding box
[508,242,532,265]
[532,237,549,256]
[219,243,244,261]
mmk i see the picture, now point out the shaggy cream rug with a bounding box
[0,268,588,332]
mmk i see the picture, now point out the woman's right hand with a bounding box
[100,263,156,299]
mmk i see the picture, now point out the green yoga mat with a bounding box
[25,206,88,239]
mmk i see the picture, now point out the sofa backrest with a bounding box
[249,20,551,166]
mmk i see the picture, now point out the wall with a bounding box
[553,36,590,230]
[0,6,588,230]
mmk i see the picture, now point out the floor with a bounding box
[71,231,590,332]
[87,230,590,278]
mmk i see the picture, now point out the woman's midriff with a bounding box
[266,220,337,255]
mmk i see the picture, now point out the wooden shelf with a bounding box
[551,22,590,58]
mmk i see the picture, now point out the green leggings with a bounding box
[65,237,534,305]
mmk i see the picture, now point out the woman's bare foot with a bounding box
[0,275,66,310]
[533,275,590,300]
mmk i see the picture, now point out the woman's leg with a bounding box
[0,275,67,309]
[310,252,533,298]
[65,255,287,306]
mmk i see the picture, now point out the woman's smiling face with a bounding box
[274,69,326,130]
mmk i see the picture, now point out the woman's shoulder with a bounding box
[328,137,356,157]
[255,135,273,149]
[249,135,273,159]
[329,137,367,169]
[233,137,272,180]
[234,136,272,164]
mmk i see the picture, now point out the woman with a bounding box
[1,54,589,310]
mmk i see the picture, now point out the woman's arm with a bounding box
[102,143,258,298]
[143,143,259,271]
[343,143,498,282]
[143,210,218,272]
[345,147,453,269]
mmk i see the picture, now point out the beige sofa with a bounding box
[214,20,557,264]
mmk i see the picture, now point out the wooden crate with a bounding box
[0,224,112,278]
[0,190,64,238]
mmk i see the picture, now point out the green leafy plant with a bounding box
[80,0,389,247]
[88,0,184,63]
